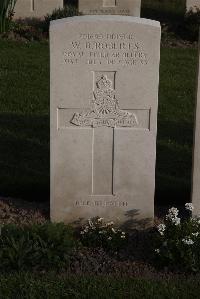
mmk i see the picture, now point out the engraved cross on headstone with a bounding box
[70,71,138,196]
[30,0,35,11]
[103,0,117,7]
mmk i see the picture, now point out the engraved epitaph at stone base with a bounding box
[50,16,161,229]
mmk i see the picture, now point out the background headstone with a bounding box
[50,16,161,228]
[186,0,200,12]
[79,0,141,16]
[14,0,63,19]
[191,34,200,215]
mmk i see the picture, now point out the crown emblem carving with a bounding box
[71,74,138,128]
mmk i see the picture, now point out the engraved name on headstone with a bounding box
[50,16,161,228]
[14,0,63,19]
[79,0,141,16]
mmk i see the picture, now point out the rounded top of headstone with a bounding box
[50,15,160,29]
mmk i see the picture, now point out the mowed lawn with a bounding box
[1,273,200,299]
[0,40,198,205]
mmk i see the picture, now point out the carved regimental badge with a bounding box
[71,74,138,128]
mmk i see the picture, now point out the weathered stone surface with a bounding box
[192,35,200,215]
[79,0,141,16]
[186,0,200,12]
[50,16,161,228]
[14,0,63,19]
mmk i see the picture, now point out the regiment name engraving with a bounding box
[63,32,148,66]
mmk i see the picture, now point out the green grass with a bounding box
[0,40,198,205]
[157,47,197,205]
[141,0,185,22]
[0,41,49,201]
[0,223,77,272]
[0,273,200,299]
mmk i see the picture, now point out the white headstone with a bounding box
[186,0,200,12]
[50,16,161,228]
[192,34,200,215]
[79,0,141,16]
[14,0,63,19]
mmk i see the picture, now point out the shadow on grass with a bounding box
[0,112,49,202]
[0,113,194,207]
[121,210,153,231]
[141,0,185,23]
[156,119,194,206]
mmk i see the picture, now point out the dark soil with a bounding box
[161,23,198,48]
[0,196,48,225]
[68,247,195,280]
[161,35,197,48]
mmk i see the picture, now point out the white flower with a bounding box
[191,217,200,224]
[108,237,112,240]
[88,219,95,228]
[166,207,180,225]
[155,249,160,254]
[121,232,126,235]
[192,232,199,237]
[157,224,166,236]
[97,217,104,223]
[185,203,194,212]
[172,217,181,226]
[182,237,194,245]
[111,228,117,234]
[83,225,89,233]
[106,221,114,227]
[166,207,179,220]
[121,235,126,239]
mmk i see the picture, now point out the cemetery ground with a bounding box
[0,40,200,298]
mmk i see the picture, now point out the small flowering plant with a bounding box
[155,203,200,272]
[80,217,127,252]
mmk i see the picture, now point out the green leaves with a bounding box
[0,0,17,33]
[155,206,200,272]
[0,223,77,272]
[80,217,127,252]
